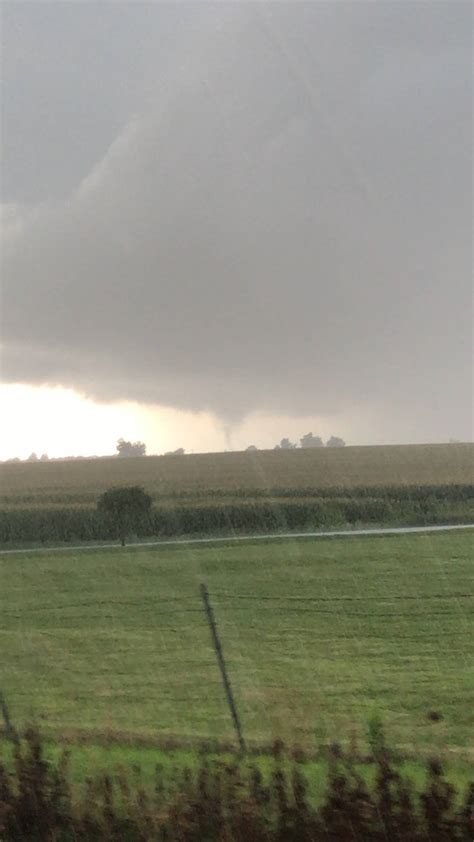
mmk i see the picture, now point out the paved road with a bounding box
[0,522,472,556]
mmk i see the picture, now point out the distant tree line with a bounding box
[269,433,346,450]
[4,437,466,465]
[4,453,112,464]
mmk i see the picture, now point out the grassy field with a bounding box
[1,530,472,760]
[1,443,472,506]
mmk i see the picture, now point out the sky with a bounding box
[1,0,472,460]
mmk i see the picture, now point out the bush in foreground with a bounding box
[0,730,473,840]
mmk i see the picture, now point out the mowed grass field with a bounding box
[1,530,472,759]
[1,443,473,506]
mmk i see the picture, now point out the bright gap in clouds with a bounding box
[0,384,227,461]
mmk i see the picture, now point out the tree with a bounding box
[40,453,49,461]
[326,436,346,448]
[246,445,258,451]
[97,486,152,546]
[165,448,185,455]
[300,432,323,449]
[116,438,146,458]
[27,452,38,462]
[279,438,297,450]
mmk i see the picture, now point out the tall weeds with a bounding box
[0,729,472,840]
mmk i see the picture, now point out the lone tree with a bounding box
[300,432,323,448]
[279,438,297,450]
[98,486,152,546]
[326,436,346,448]
[116,438,146,458]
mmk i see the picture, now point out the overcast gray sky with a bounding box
[2,0,472,444]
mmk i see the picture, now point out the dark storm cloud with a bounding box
[2,2,472,432]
